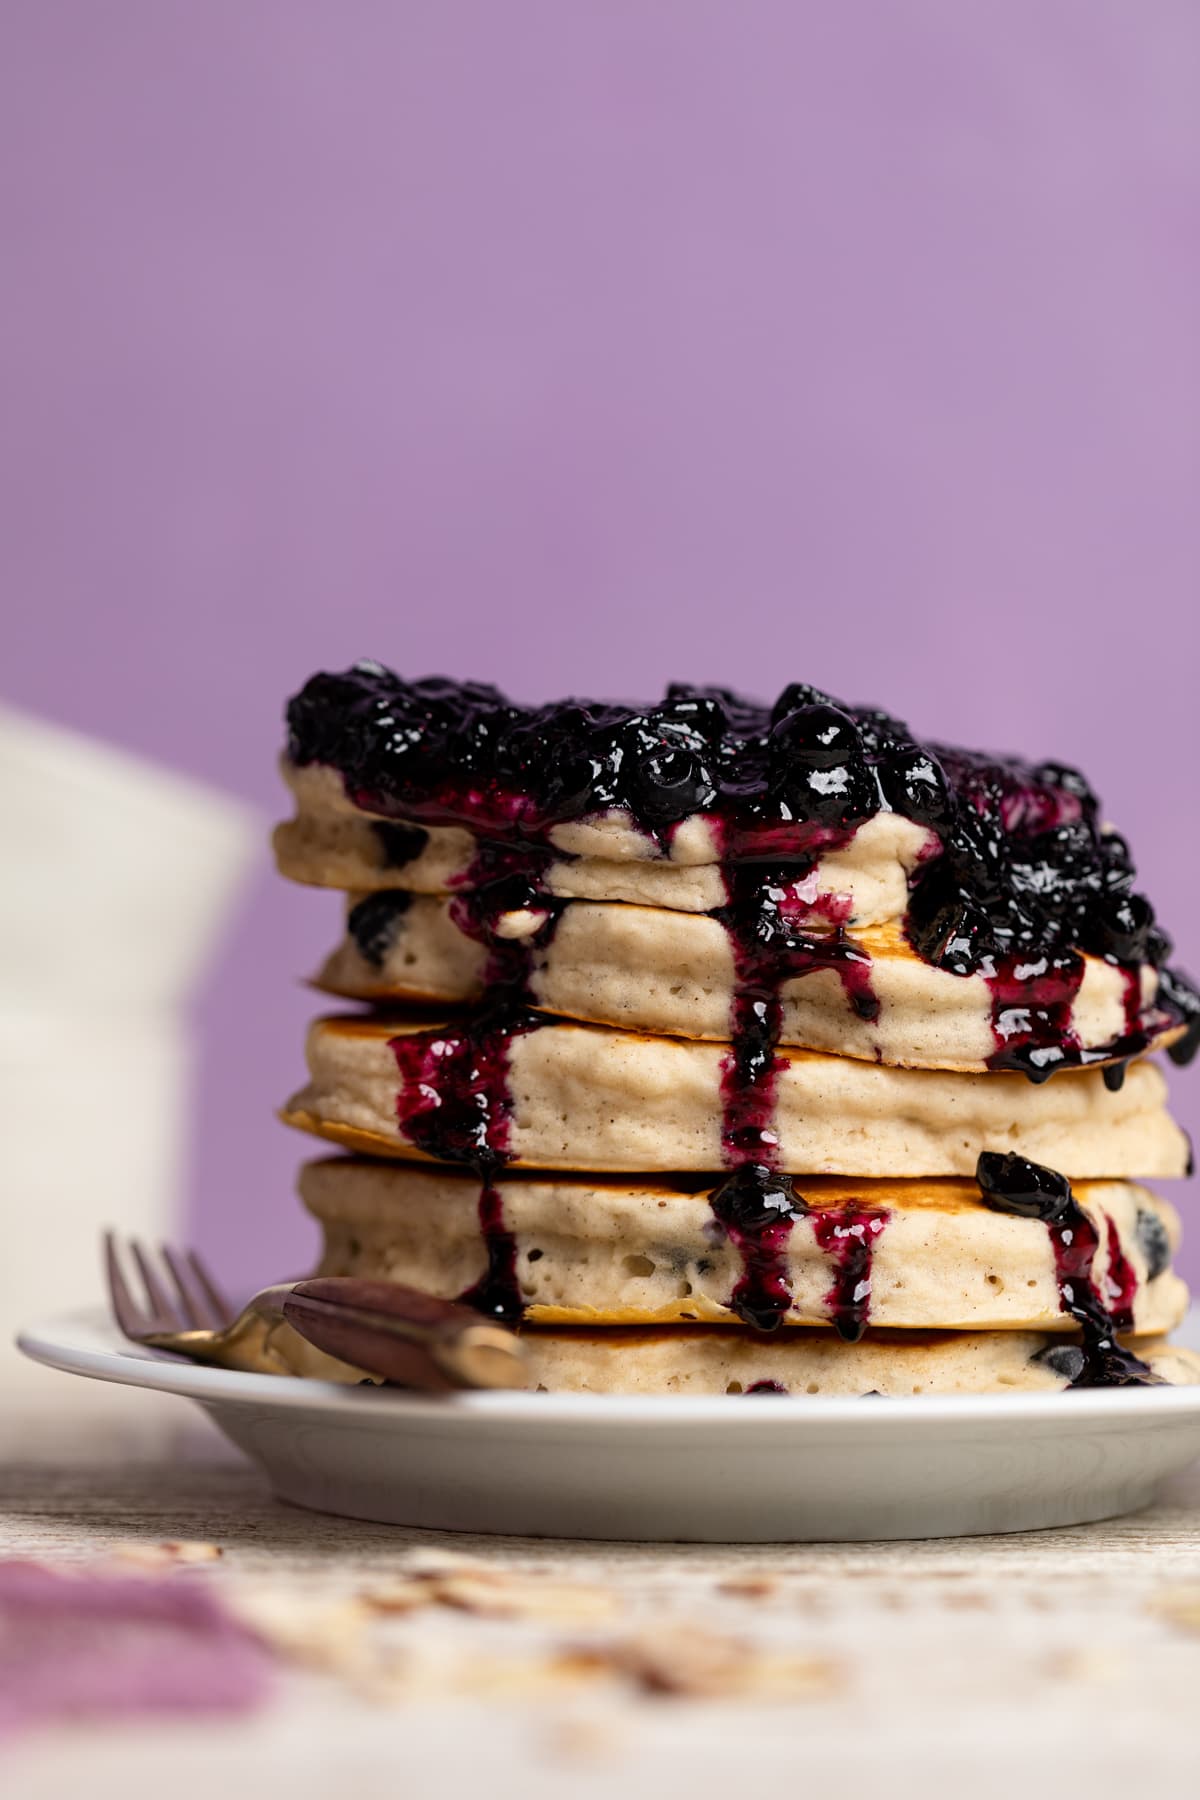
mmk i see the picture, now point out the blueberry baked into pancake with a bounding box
[275,664,1200,1394]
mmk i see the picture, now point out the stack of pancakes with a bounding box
[275,666,1200,1395]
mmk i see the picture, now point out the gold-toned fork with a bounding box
[104,1232,298,1373]
[103,1233,529,1389]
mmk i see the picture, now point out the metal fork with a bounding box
[103,1234,529,1388]
[104,1233,298,1374]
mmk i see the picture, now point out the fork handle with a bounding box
[281,1278,528,1391]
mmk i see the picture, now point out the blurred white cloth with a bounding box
[0,706,259,1381]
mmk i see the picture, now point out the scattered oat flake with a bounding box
[595,1625,841,1700]
[717,1572,780,1599]
[434,1572,616,1621]
[110,1540,224,1569]
[226,1585,373,1672]
[364,1557,617,1622]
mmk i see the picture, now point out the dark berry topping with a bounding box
[767,704,877,829]
[710,1164,805,1235]
[744,1380,789,1395]
[708,1165,806,1333]
[1135,1208,1172,1283]
[876,743,953,828]
[1090,892,1155,964]
[977,1152,1155,1387]
[346,891,413,968]
[1157,965,1200,1067]
[292,666,1193,1085]
[975,1152,1074,1223]
[371,821,430,869]
[1031,1342,1088,1383]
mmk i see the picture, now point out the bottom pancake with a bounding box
[272,1318,1200,1395]
[299,1158,1188,1336]
[520,1328,1200,1396]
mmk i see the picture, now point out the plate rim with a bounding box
[17,1305,1200,1435]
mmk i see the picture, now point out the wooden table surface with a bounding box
[5,1365,1200,1797]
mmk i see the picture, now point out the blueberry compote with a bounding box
[387,1004,535,1324]
[975,1151,1156,1387]
[707,1165,890,1339]
[714,865,878,1165]
[288,664,1199,1087]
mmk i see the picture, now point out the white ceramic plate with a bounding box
[19,1307,1200,1542]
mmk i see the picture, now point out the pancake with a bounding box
[515,1327,1200,1396]
[274,1318,1200,1395]
[283,1012,1192,1178]
[275,763,935,919]
[299,1158,1188,1336]
[316,894,1171,1074]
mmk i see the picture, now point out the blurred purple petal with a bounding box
[0,1561,275,1740]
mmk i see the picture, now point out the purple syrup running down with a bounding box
[707,1165,890,1340]
[286,663,1200,1076]
[708,1164,806,1330]
[387,1007,535,1324]
[975,1151,1155,1387]
[447,838,563,1002]
[810,1205,891,1343]
[715,864,879,1166]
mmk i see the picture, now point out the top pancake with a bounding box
[276,764,933,918]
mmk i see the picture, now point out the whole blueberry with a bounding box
[1090,891,1154,964]
[629,741,717,827]
[769,703,862,769]
[1032,1343,1087,1384]
[976,1151,1074,1223]
[769,682,836,728]
[877,743,953,828]
[710,1165,805,1235]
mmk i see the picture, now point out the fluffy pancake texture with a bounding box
[317,895,1167,1073]
[514,1327,1200,1396]
[284,1013,1191,1178]
[299,1158,1187,1335]
[276,765,935,918]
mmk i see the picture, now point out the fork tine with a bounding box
[130,1239,177,1331]
[185,1247,235,1328]
[104,1232,149,1339]
[159,1243,209,1330]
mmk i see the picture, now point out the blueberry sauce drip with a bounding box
[708,1165,807,1330]
[1101,1216,1138,1335]
[457,1180,522,1324]
[809,1206,891,1343]
[288,665,1197,1077]
[745,1380,789,1395]
[372,820,430,869]
[447,839,564,1002]
[707,1166,890,1339]
[714,865,879,1165]
[975,1152,1155,1387]
[388,1006,535,1324]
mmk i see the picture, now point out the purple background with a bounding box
[3,2,1198,1285]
